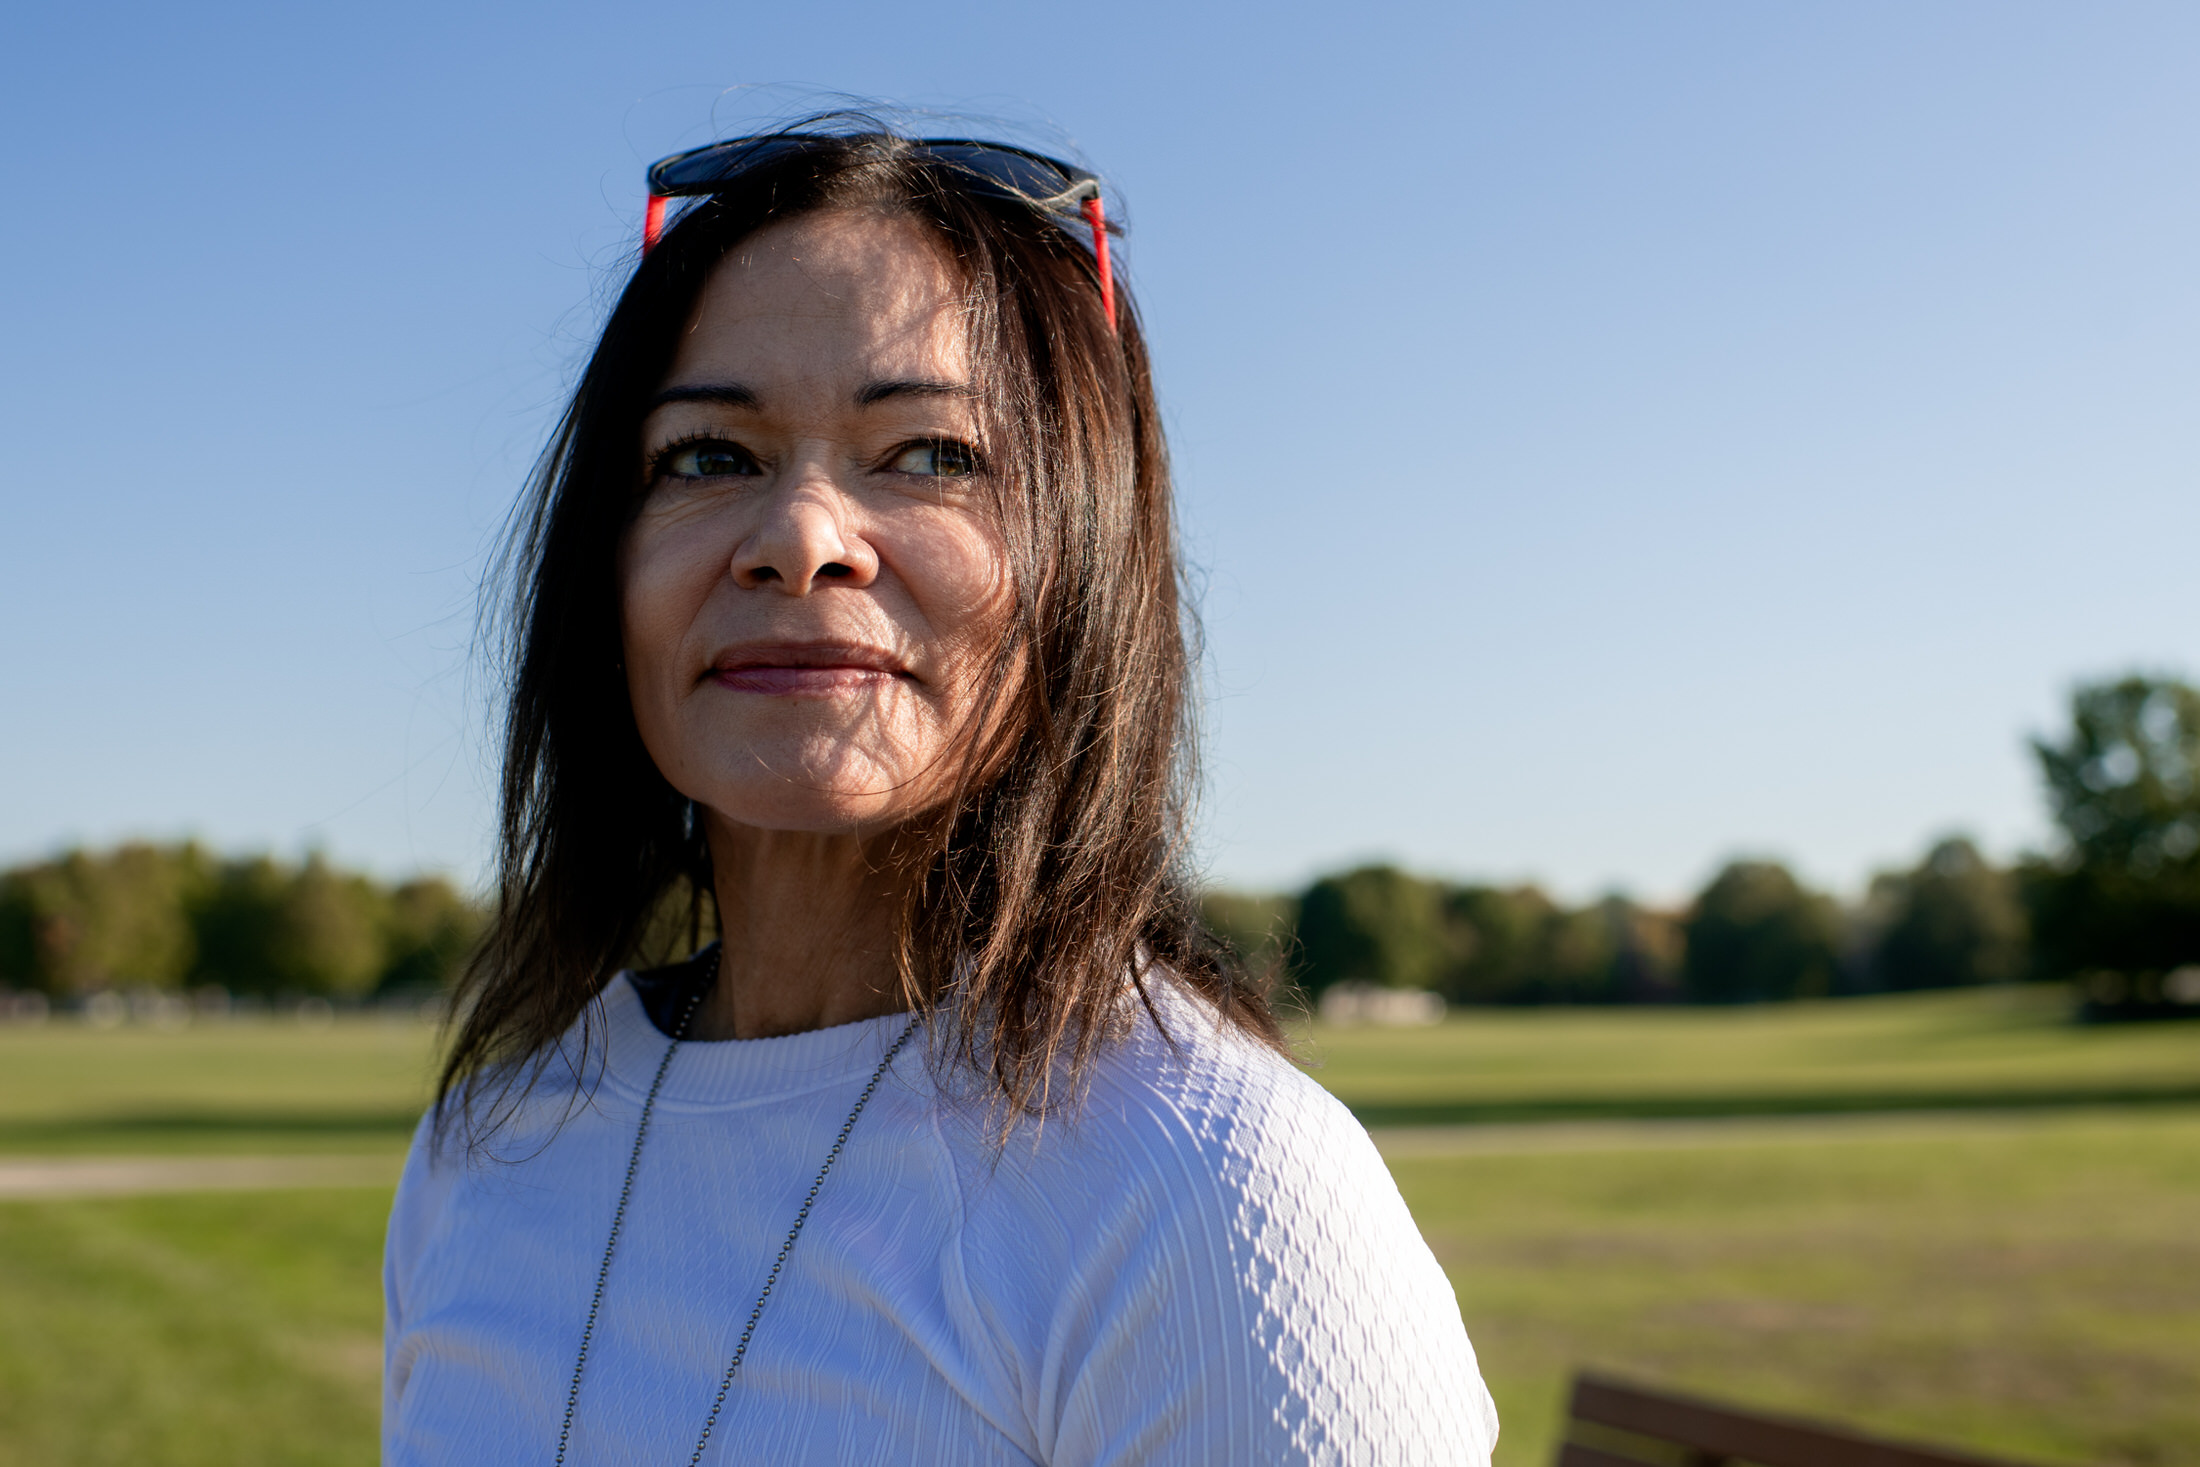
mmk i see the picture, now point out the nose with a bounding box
[731,477,879,595]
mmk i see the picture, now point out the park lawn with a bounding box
[0,1186,388,1467]
[0,1015,436,1153]
[2,1109,2194,1466]
[1404,1107,2200,1467]
[6,984,2199,1153]
[1,988,2196,1463]
[1299,985,2200,1124]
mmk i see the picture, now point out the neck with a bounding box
[693,818,909,1041]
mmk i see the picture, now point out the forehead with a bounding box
[663,208,971,391]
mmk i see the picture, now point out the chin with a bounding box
[687,743,945,835]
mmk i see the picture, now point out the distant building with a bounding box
[1318,983,1445,1027]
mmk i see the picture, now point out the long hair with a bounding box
[440,124,1284,1138]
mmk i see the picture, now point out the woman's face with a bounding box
[620,208,1012,835]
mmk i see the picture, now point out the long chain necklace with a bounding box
[553,974,921,1467]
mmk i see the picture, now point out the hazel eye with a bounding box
[660,440,760,479]
[886,440,978,478]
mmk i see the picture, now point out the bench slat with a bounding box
[1569,1374,2032,1467]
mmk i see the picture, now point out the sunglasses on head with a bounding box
[641,135,1117,331]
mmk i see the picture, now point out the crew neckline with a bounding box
[596,971,919,1109]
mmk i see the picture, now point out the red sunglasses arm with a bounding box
[1080,196,1117,334]
[642,194,668,255]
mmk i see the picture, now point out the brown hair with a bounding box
[440,124,1283,1137]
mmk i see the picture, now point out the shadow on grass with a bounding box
[0,1108,427,1149]
[11,1085,2200,1146]
[1346,1082,2200,1128]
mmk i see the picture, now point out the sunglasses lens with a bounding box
[920,144,1094,213]
[647,137,812,194]
[647,136,1096,216]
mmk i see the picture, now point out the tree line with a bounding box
[1204,674,2200,1016]
[5,674,2196,1014]
[0,845,480,1001]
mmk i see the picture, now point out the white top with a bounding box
[383,974,1499,1465]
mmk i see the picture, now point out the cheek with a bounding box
[897,512,1013,661]
[618,515,716,706]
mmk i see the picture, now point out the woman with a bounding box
[383,124,1498,1465]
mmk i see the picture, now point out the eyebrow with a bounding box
[854,378,979,406]
[647,383,759,411]
[644,378,978,413]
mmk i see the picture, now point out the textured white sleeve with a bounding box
[382,1109,456,1427]
[958,1025,1499,1466]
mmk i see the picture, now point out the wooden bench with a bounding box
[1557,1372,2048,1467]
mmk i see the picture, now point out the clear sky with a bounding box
[4,2,2197,903]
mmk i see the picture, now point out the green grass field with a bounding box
[1,988,2195,1466]
[1400,1109,2200,1467]
[1297,984,2200,1123]
[0,1190,385,1467]
[0,1014,434,1154]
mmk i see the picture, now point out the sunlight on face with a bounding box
[618,208,1012,835]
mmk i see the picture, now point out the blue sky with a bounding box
[4,2,2197,902]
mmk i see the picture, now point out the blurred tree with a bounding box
[1441,886,1555,1003]
[376,876,484,995]
[0,877,30,990]
[1291,865,1459,993]
[1440,888,1683,1004]
[1199,890,1299,989]
[188,855,296,995]
[2034,676,2200,874]
[193,852,388,996]
[1537,901,1625,1003]
[1863,837,2027,991]
[1682,860,1840,1003]
[0,844,205,994]
[270,854,387,998]
[2026,676,2200,989]
[0,843,486,1001]
[1603,898,1686,1003]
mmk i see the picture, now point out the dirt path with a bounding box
[0,1154,401,1200]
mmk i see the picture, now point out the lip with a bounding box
[706,641,909,697]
